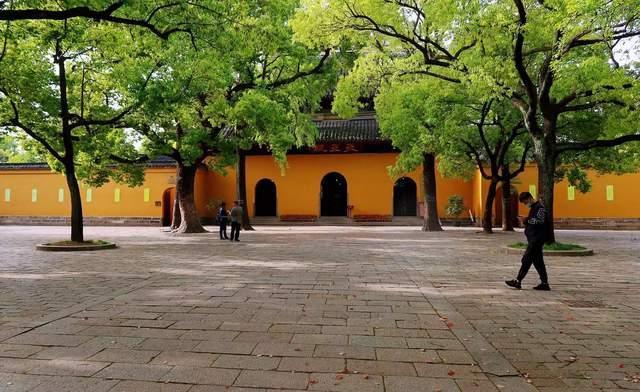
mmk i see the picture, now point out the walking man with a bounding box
[229,200,243,242]
[505,192,551,291]
[217,202,229,240]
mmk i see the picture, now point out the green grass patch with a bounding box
[509,242,586,251]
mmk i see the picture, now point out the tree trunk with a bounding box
[174,163,206,233]
[421,153,443,231]
[236,150,254,231]
[171,187,181,230]
[482,180,498,234]
[501,166,515,232]
[535,136,557,243]
[65,165,84,242]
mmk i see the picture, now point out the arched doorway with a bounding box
[393,177,417,216]
[255,179,277,217]
[161,188,175,226]
[321,172,348,216]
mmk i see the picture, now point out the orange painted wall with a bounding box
[6,157,637,222]
[195,169,217,219]
[0,167,177,217]
[0,154,476,220]
[206,167,237,213]
[202,153,474,218]
[472,171,485,222]
[475,164,640,218]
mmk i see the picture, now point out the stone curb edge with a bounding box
[36,242,117,252]
[503,246,594,256]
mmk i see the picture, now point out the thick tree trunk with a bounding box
[537,157,556,243]
[421,153,443,231]
[501,166,515,232]
[236,150,254,231]
[174,163,206,233]
[65,165,84,242]
[57,48,84,242]
[171,188,181,230]
[482,180,498,234]
[535,136,557,243]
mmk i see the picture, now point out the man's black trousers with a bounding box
[230,222,241,241]
[219,222,228,239]
[517,239,548,284]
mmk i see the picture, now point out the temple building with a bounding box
[1,112,640,229]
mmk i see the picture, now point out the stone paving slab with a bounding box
[0,225,639,391]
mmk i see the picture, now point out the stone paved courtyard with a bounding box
[0,225,639,392]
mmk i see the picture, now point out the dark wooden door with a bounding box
[255,179,277,216]
[393,177,417,216]
[321,173,348,216]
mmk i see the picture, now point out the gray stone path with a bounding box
[0,225,639,391]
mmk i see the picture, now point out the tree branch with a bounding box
[0,2,190,40]
[268,49,331,89]
[538,30,561,111]
[557,134,640,153]
[477,100,494,161]
[571,30,640,48]
[0,18,9,63]
[343,2,458,69]
[398,69,462,84]
[560,98,629,113]
[556,83,634,108]
[510,142,531,178]
[69,62,160,130]
[512,0,537,103]
[228,49,332,96]
[462,140,491,179]
[1,95,65,162]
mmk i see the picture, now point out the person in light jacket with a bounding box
[229,200,243,242]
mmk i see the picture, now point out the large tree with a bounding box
[293,0,640,242]
[0,19,156,242]
[364,73,530,233]
[328,52,445,231]
[504,0,640,241]
[437,98,531,233]
[134,0,338,233]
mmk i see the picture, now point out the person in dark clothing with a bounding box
[217,202,229,240]
[505,192,551,291]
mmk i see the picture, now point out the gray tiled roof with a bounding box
[221,113,386,143]
[314,117,385,143]
[0,162,50,170]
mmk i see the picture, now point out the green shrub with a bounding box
[445,195,465,217]
[509,242,586,251]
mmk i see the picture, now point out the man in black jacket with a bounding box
[505,192,551,291]
[217,202,229,240]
